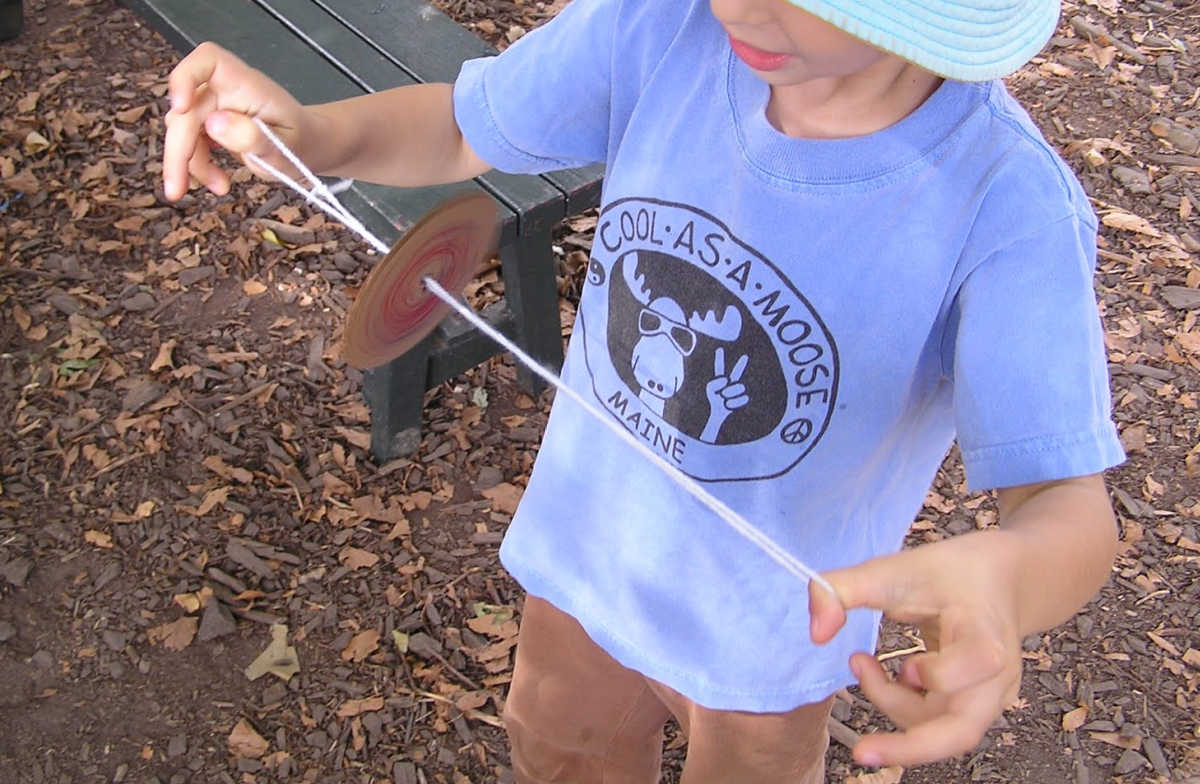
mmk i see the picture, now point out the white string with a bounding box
[246,117,835,596]
[426,278,835,595]
[246,119,390,255]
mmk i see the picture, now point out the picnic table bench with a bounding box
[121,0,604,460]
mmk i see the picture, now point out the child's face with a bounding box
[710,0,891,84]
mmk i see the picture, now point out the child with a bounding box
[162,0,1126,780]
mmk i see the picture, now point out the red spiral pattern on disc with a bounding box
[341,193,498,370]
[380,228,469,336]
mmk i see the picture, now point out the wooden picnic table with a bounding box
[122,0,604,459]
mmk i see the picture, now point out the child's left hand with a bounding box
[808,531,1023,767]
[807,474,1117,769]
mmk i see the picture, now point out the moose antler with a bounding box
[689,306,742,342]
[621,254,654,306]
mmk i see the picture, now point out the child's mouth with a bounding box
[729,36,791,71]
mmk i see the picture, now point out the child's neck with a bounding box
[766,59,943,140]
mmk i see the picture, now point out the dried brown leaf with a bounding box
[336,696,385,717]
[1120,424,1147,453]
[385,518,411,540]
[466,615,519,639]
[114,105,148,123]
[322,472,354,498]
[1089,730,1142,750]
[160,226,197,248]
[205,348,259,363]
[195,486,231,516]
[17,91,39,113]
[472,637,519,663]
[202,456,253,484]
[12,304,31,332]
[23,130,49,154]
[1177,331,1200,356]
[150,339,176,372]
[84,529,113,549]
[173,591,202,614]
[335,426,371,450]
[1148,631,1182,657]
[243,279,268,296]
[1101,210,1160,237]
[245,624,300,681]
[82,444,111,469]
[228,718,269,759]
[147,616,198,651]
[339,547,380,569]
[455,691,489,712]
[341,629,380,663]
[845,766,904,784]
[1063,705,1089,731]
[481,482,523,515]
[1038,61,1076,78]
[80,160,110,184]
[4,168,39,192]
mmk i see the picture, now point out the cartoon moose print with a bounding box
[622,255,750,443]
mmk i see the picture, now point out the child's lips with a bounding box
[729,36,791,71]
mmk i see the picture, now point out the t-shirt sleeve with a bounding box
[946,213,1125,490]
[452,0,618,173]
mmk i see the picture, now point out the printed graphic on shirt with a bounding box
[578,197,839,482]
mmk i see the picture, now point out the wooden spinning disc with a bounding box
[342,193,498,369]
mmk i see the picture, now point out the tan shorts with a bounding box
[504,595,834,783]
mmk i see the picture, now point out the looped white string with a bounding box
[425,278,836,595]
[246,116,835,596]
[247,119,390,255]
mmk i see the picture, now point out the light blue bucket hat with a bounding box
[785,0,1061,81]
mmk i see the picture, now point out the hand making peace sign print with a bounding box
[606,249,786,446]
[702,348,751,442]
[581,198,838,481]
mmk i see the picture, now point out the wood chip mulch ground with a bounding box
[1,0,1198,782]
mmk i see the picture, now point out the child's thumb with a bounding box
[204,111,269,156]
[808,574,847,645]
[809,553,918,645]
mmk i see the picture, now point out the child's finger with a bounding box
[188,135,231,196]
[163,105,210,201]
[897,655,926,690]
[910,616,1010,695]
[168,42,239,113]
[807,576,847,644]
[814,552,936,632]
[853,707,995,768]
[850,652,931,730]
[204,111,273,158]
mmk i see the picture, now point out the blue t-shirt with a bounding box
[453,0,1125,710]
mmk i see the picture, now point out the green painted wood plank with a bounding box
[252,0,546,240]
[546,164,605,214]
[317,0,599,222]
[120,0,513,244]
[251,0,419,95]
[427,306,519,387]
[315,0,491,84]
[123,0,353,104]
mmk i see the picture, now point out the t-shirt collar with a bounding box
[727,51,990,188]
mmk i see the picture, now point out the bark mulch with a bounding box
[1,0,1198,782]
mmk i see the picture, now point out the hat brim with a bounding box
[784,0,1061,81]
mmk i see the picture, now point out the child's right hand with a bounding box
[162,42,309,201]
